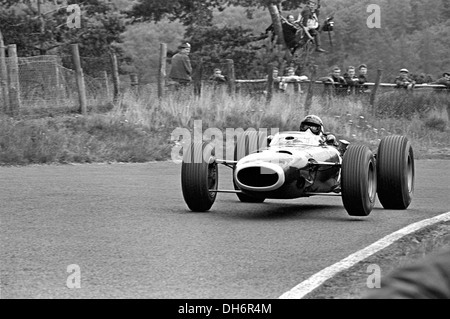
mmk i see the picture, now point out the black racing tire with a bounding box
[376,135,414,209]
[341,144,377,217]
[233,131,267,203]
[181,142,218,212]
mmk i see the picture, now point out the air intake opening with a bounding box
[237,167,279,188]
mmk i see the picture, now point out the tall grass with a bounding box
[0,86,449,165]
[119,86,450,155]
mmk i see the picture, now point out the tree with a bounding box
[129,0,308,51]
[0,0,127,57]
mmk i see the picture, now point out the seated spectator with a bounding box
[266,14,302,54]
[395,69,416,90]
[279,67,308,93]
[343,66,359,95]
[432,72,450,89]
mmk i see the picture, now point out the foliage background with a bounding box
[1,0,449,82]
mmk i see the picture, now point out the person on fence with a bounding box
[432,72,450,90]
[343,66,359,95]
[299,0,326,53]
[319,66,347,96]
[169,42,193,88]
[395,68,416,90]
[279,67,308,93]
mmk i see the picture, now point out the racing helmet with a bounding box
[300,115,324,135]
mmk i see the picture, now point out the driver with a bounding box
[299,115,338,146]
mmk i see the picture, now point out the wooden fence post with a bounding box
[102,71,110,101]
[304,65,318,114]
[0,38,8,114]
[7,44,20,116]
[193,58,203,97]
[266,64,274,104]
[158,43,167,100]
[370,69,383,116]
[225,59,236,96]
[71,44,87,115]
[110,52,120,102]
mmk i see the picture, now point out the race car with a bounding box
[181,130,414,217]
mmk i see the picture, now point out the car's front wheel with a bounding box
[377,135,414,209]
[341,144,377,216]
[181,142,218,212]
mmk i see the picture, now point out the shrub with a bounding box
[425,117,448,132]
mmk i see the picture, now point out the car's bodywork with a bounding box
[234,131,343,199]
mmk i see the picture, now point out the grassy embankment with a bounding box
[0,87,449,165]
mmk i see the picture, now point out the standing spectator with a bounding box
[395,69,416,90]
[356,64,369,94]
[169,42,193,88]
[432,71,450,90]
[271,67,282,92]
[299,0,326,53]
[209,68,227,85]
[343,66,359,95]
[319,66,347,96]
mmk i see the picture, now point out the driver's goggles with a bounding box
[300,123,321,135]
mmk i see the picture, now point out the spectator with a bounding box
[270,67,282,92]
[169,42,193,88]
[299,0,326,53]
[266,14,302,54]
[319,66,347,96]
[279,67,308,93]
[343,66,359,95]
[395,69,416,90]
[364,247,450,299]
[209,68,227,85]
[356,64,369,94]
[432,72,450,90]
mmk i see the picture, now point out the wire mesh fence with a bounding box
[0,51,114,115]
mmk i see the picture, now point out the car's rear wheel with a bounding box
[341,145,377,216]
[377,135,414,209]
[181,142,218,212]
[233,131,267,203]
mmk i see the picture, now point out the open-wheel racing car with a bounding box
[181,129,414,217]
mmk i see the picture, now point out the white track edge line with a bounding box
[279,211,450,299]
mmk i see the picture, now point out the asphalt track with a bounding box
[1,160,449,299]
